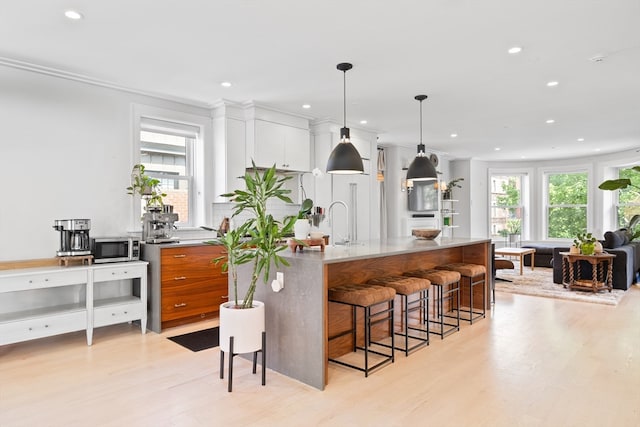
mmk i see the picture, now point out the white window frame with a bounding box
[542,165,593,240]
[487,168,530,242]
[489,173,526,241]
[131,104,212,231]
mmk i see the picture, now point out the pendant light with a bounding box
[326,62,364,174]
[406,94,437,182]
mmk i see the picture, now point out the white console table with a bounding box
[0,261,148,346]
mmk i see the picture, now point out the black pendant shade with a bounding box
[327,62,364,174]
[406,95,437,181]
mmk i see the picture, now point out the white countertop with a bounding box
[281,236,490,264]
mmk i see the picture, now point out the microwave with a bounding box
[91,237,140,263]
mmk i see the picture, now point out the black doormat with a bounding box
[168,327,219,352]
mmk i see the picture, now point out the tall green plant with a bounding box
[208,163,296,309]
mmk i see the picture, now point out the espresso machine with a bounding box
[142,206,179,244]
[53,219,92,256]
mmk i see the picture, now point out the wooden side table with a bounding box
[559,252,615,293]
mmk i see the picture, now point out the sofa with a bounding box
[521,243,556,267]
[551,230,640,290]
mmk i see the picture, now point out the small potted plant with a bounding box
[442,177,464,199]
[574,231,597,255]
[294,198,313,239]
[126,164,166,209]
[506,218,521,245]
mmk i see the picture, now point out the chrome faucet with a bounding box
[327,200,350,245]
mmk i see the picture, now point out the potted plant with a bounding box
[574,231,597,255]
[294,198,313,239]
[126,164,166,209]
[208,163,297,356]
[506,218,521,245]
[442,177,464,199]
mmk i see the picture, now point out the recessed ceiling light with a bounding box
[220,81,232,88]
[508,46,523,54]
[546,119,555,124]
[302,104,311,109]
[360,120,367,125]
[547,81,559,87]
[450,133,458,138]
[577,138,585,142]
[495,147,501,151]
[520,156,526,159]
[595,148,601,152]
[64,10,83,20]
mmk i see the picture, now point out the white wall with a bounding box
[0,66,211,260]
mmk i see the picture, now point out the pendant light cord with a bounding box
[343,70,347,128]
[419,99,423,145]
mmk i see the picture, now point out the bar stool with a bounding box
[403,269,461,339]
[367,275,431,356]
[436,263,486,324]
[328,283,396,376]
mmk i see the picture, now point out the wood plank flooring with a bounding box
[2,287,640,426]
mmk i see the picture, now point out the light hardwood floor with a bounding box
[2,287,640,427]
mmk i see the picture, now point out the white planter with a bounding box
[294,219,311,239]
[219,300,265,354]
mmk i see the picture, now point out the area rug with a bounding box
[495,262,626,306]
[168,327,219,352]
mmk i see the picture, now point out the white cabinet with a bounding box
[0,261,148,346]
[248,120,310,171]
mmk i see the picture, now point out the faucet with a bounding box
[327,200,350,245]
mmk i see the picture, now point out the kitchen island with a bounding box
[237,236,491,390]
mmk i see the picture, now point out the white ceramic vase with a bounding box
[594,241,604,254]
[219,300,265,354]
[294,218,311,240]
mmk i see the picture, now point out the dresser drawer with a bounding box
[93,264,146,282]
[0,310,87,345]
[161,246,226,282]
[94,301,144,328]
[161,245,225,266]
[0,269,87,292]
[161,287,227,322]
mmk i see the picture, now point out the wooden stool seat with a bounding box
[367,275,430,295]
[403,269,460,286]
[329,283,395,307]
[436,262,486,277]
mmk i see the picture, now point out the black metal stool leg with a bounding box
[228,336,234,393]
[262,331,266,386]
[220,349,225,379]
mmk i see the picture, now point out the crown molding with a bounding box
[0,56,213,109]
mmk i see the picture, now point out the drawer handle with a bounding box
[174,276,187,281]
[174,303,187,308]
[173,254,187,258]
[111,271,129,275]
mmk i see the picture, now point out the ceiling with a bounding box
[2,0,640,161]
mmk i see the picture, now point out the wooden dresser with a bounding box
[142,243,228,332]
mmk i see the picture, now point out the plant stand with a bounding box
[219,331,266,392]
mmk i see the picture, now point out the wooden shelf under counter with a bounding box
[142,243,228,332]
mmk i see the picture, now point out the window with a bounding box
[490,175,523,240]
[546,171,588,238]
[616,167,640,228]
[138,117,199,227]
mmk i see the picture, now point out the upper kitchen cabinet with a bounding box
[212,102,246,202]
[245,105,311,172]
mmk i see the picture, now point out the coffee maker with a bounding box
[53,219,91,256]
[142,206,179,244]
